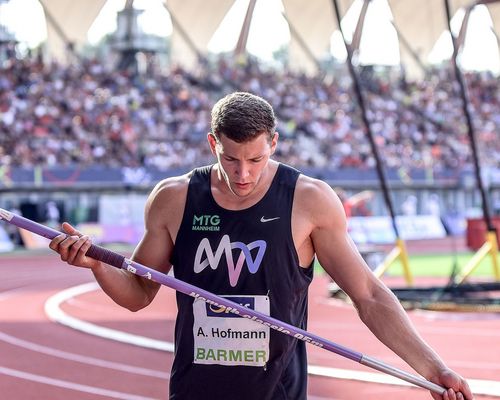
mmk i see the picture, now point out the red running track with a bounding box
[0,250,499,399]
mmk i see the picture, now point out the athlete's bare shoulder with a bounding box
[295,174,337,202]
[293,174,345,227]
[151,172,192,200]
[145,171,194,226]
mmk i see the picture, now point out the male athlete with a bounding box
[50,92,473,400]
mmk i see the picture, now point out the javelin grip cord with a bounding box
[0,208,445,395]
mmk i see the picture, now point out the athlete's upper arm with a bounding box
[130,176,189,293]
[301,178,377,302]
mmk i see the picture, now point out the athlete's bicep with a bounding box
[130,178,187,299]
[132,225,173,275]
[306,180,375,300]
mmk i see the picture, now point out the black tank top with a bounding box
[170,163,313,400]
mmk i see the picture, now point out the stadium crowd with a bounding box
[0,53,499,172]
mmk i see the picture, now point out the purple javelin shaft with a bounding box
[0,208,445,395]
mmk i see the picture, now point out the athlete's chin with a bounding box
[232,183,254,196]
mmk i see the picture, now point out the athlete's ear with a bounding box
[270,132,279,155]
[207,133,217,155]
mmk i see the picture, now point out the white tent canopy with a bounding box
[39,0,107,62]
[166,0,233,69]
[37,0,500,76]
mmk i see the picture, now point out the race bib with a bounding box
[193,295,270,367]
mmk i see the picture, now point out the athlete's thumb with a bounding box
[61,222,80,236]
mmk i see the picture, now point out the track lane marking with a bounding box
[0,286,33,302]
[308,366,500,396]
[44,282,174,352]
[312,318,500,338]
[0,331,169,379]
[308,349,500,372]
[66,297,167,317]
[0,366,159,400]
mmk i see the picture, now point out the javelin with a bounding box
[0,208,445,395]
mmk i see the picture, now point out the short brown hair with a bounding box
[211,92,277,143]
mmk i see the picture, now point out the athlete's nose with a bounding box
[235,162,250,180]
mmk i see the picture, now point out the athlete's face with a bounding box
[208,132,278,197]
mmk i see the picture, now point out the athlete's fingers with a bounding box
[61,222,83,237]
[447,388,457,400]
[67,235,90,265]
[58,235,81,262]
[49,233,68,251]
[80,238,93,255]
[49,222,83,255]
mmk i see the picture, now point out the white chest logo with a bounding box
[194,235,267,287]
[260,216,280,223]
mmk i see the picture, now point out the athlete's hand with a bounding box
[49,222,100,270]
[429,368,473,400]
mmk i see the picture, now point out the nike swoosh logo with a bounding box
[260,216,280,223]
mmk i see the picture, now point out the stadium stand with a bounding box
[0,54,498,173]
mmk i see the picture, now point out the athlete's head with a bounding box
[210,92,277,143]
[208,92,279,198]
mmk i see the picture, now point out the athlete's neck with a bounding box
[211,162,279,211]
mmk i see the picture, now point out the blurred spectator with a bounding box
[4,202,22,245]
[45,201,61,229]
[335,188,374,217]
[425,193,441,216]
[401,195,418,216]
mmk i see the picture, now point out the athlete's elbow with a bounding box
[355,285,400,321]
[121,291,154,312]
[125,277,159,312]
[127,305,145,312]
[125,298,151,312]
[351,283,388,316]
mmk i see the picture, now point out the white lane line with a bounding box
[0,366,158,400]
[0,283,169,378]
[310,350,500,372]
[66,297,168,319]
[308,366,500,397]
[0,331,169,379]
[0,285,33,302]
[44,282,174,352]
[46,283,500,397]
[312,318,500,338]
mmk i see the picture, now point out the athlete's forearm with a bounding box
[91,262,156,312]
[355,284,447,380]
